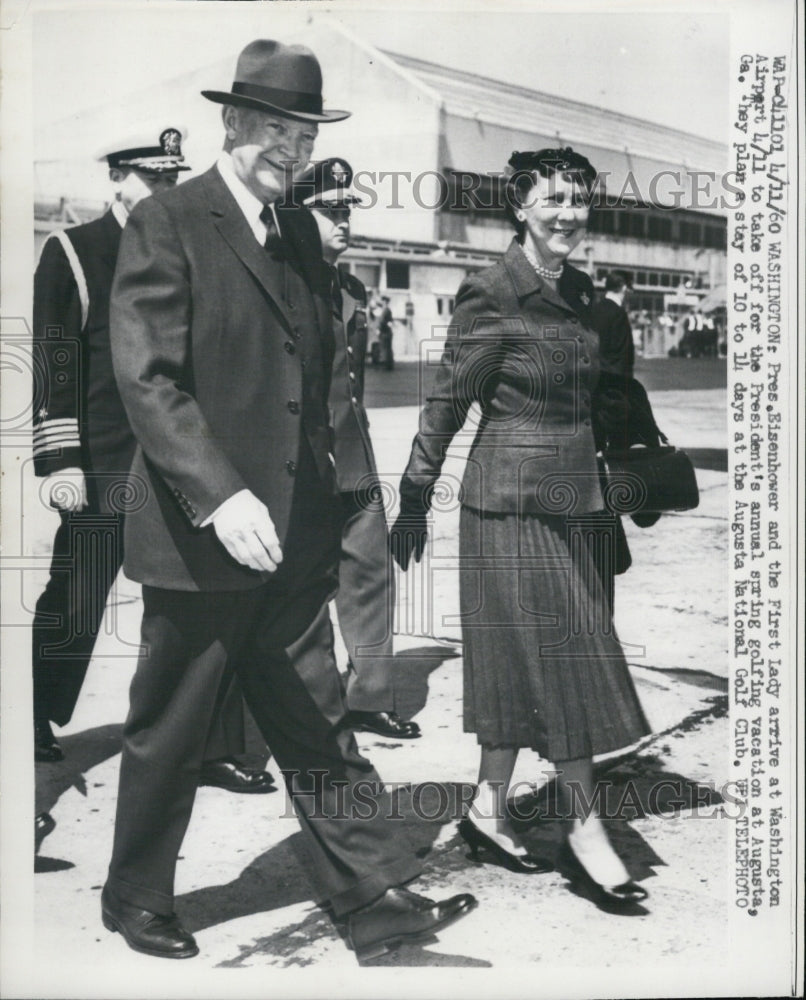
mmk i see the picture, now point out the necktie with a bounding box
[330,267,343,319]
[259,204,283,255]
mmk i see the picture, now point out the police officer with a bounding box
[291,158,421,739]
[32,126,273,793]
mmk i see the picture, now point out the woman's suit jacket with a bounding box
[401,239,604,518]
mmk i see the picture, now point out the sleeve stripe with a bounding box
[33,423,80,440]
[33,439,82,457]
[33,418,80,430]
[33,429,82,445]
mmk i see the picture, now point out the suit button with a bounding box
[285,460,297,476]
[349,371,356,380]
[291,329,301,340]
[584,418,591,427]
[347,346,354,356]
[351,396,359,405]
[287,400,300,414]
[570,316,579,325]
[576,336,584,343]
[284,341,296,354]
[581,355,590,364]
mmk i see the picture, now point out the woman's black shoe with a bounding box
[557,841,649,914]
[34,719,64,762]
[458,818,552,874]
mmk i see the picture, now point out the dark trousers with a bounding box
[337,491,396,712]
[32,510,245,754]
[106,488,420,918]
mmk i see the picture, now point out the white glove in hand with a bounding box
[207,489,283,573]
[46,467,87,512]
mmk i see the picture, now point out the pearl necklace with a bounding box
[520,242,564,280]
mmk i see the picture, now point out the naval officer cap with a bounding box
[290,157,362,208]
[95,126,191,174]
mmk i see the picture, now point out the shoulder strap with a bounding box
[51,231,90,331]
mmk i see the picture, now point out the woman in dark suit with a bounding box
[392,148,651,909]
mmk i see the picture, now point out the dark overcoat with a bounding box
[110,166,333,591]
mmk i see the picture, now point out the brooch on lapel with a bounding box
[580,292,590,306]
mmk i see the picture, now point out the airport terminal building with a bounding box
[35,20,729,355]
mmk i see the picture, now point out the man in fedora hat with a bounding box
[291,157,421,741]
[31,126,271,794]
[104,41,475,961]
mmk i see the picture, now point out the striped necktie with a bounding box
[259,204,283,255]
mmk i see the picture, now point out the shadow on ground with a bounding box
[35,723,123,816]
[388,645,461,721]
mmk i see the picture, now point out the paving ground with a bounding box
[25,360,729,996]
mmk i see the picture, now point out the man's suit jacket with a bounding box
[33,210,136,512]
[329,269,377,491]
[587,296,635,379]
[110,165,333,592]
[401,239,603,517]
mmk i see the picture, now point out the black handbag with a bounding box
[602,445,700,515]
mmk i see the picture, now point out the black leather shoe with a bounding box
[349,711,421,739]
[458,818,552,874]
[35,812,56,852]
[347,885,477,961]
[198,757,275,794]
[101,885,199,959]
[35,719,64,762]
[557,842,649,914]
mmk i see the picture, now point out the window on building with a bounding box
[354,263,381,290]
[648,215,672,241]
[648,272,659,286]
[705,224,727,249]
[386,260,410,289]
[636,271,647,285]
[589,208,616,234]
[660,272,671,287]
[629,214,646,238]
[617,211,633,237]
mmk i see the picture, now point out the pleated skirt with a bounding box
[459,506,650,761]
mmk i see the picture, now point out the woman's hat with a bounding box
[201,40,351,123]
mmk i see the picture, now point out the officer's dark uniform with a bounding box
[328,268,399,711]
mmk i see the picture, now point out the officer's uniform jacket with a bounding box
[110,165,334,592]
[328,269,378,491]
[32,209,136,512]
[401,238,603,517]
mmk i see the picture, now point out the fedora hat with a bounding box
[202,40,350,123]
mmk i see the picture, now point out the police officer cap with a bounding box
[96,126,191,174]
[290,157,361,208]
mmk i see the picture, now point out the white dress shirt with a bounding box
[215,152,280,245]
[202,154,281,529]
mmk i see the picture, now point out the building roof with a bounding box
[386,52,727,175]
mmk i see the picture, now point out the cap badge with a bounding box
[580,292,590,306]
[330,161,347,184]
[160,128,183,157]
